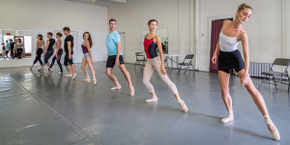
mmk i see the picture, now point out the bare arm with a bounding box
[241,32,250,74]
[156,36,164,66]
[36,41,38,55]
[86,41,93,60]
[67,41,72,59]
[116,42,121,59]
[44,40,49,53]
[56,40,61,55]
[155,36,167,74]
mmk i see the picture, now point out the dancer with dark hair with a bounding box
[81,32,97,85]
[105,19,134,96]
[39,32,55,71]
[49,32,63,74]
[143,19,188,112]
[31,34,45,70]
[63,27,77,79]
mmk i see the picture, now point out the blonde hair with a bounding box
[237,3,253,12]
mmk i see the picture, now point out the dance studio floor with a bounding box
[0,62,289,145]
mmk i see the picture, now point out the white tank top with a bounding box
[219,23,244,52]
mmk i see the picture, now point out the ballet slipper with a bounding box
[64,74,72,77]
[71,73,77,80]
[177,98,188,112]
[221,112,234,124]
[82,78,91,83]
[145,96,158,103]
[93,79,97,85]
[264,115,280,141]
[110,86,121,90]
[130,87,135,96]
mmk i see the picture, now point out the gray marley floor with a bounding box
[0,62,289,145]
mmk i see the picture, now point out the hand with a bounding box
[115,59,120,66]
[211,54,217,64]
[91,59,94,65]
[240,73,250,86]
[69,55,72,59]
[161,66,167,75]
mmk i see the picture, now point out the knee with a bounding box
[142,78,149,85]
[81,65,85,70]
[105,71,111,76]
[246,85,257,95]
[221,88,229,96]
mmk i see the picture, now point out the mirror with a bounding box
[0,29,32,60]
[142,28,168,54]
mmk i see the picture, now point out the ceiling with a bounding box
[66,0,128,7]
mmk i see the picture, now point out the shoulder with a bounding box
[239,31,248,41]
[154,35,161,41]
[223,20,230,24]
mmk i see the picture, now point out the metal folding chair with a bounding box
[258,58,290,93]
[177,54,194,75]
[134,52,146,70]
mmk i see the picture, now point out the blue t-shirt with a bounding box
[5,43,10,51]
[106,30,122,56]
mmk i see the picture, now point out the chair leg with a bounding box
[258,77,267,89]
[177,65,182,75]
[183,65,189,75]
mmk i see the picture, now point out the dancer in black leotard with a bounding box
[31,34,45,70]
[49,32,63,74]
[39,32,55,71]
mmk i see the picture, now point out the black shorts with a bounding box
[218,50,244,74]
[106,55,124,68]
[44,50,54,63]
[64,51,74,66]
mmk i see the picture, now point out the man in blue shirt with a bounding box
[105,18,134,96]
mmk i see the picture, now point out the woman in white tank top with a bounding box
[211,3,280,140]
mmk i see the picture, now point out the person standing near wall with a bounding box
[5,40,10,59]
[31,34,45,70]
[81,32,97,85]
[105,18,135,96]
[211,3,280,140]
[16,39,24,59]
[63,27,77,79]
[39,32,55,71]
[143,19,188,112]
[1,43,6,59]
[49,32,63,74]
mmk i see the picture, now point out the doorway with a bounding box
[209,18,233,73]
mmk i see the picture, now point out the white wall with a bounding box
[107,0,196,64]
[197,0,284,71]
[0,0,108,68]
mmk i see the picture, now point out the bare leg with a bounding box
[87,58,97,84]
[237,70,280,140]
[81,59,90,82]
[106,68,121,90]
[119,64,134,96]
[218,71,234,123]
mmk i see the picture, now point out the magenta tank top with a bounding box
[81,44,89,54]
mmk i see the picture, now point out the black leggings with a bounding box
[50,49,63,72]
[44,50,54,63]
[17,49,23,59]
[64,51,74,66]
[33,48,43,65]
